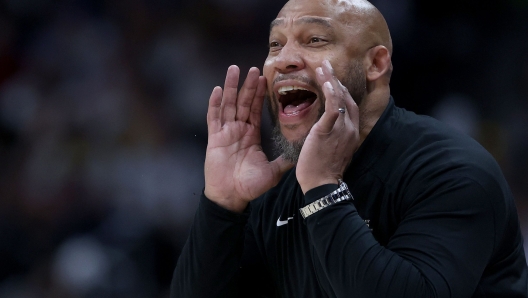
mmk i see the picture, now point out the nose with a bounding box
[273,42,305,74]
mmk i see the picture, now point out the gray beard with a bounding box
[269,60,365,163]
[271,126,305,163]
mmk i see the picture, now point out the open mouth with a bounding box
[278,86,317,115]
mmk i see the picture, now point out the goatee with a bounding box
[271,125,306,163]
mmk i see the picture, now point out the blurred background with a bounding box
[0,0,527,297]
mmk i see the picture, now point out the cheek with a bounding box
[263,57,275,78]
[264,56,274,68]
[304,52,337,67]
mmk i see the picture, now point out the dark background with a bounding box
[0,0,527,297]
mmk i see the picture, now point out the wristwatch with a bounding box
[299,179,354,219]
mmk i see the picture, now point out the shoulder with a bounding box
[391,106,503,185]
[391,109,524,258]
[378,105,513,213]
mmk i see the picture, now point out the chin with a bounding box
[279,123,311,142]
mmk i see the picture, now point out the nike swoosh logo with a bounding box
[276,216,294,227]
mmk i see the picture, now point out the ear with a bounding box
[365,45,391,81]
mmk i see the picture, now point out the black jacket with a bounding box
[172,98,528,297]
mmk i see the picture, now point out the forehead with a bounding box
[270,16,333,33]
[271,0,361,32]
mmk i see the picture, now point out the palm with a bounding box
[203,66,292,212]
[206,122,276,201]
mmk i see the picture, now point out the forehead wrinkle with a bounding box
[294,16,333,28]
[270,16,333,34]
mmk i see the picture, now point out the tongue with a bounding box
[283,101,312,115]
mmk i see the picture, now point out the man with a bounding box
[171,0,528,297]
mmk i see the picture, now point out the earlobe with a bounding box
[366,46,391,81]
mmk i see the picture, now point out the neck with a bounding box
[357,87,390,148]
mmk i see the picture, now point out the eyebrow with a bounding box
[270,19,284,31]
[270,17,333,32]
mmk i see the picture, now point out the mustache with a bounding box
[272,74,321,92]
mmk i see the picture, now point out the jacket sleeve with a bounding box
[170,194,248,298]
[170,194,275,298]
[303,177,497,297]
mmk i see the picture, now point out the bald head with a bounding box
[339,0,393,55]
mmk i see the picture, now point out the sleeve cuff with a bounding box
[200,192,250,224]
[304,183,339,205]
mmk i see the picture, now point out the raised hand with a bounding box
[296,60,361,194]
[204,66,294,212]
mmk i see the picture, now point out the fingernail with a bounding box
[316,67,323,76]
[324,81,333,91]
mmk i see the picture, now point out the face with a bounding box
[264,0,368,161]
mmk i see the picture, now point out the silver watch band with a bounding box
[299,179,354,219]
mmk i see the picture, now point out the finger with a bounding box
[313,62,345,132]
[321,60,347,111]
[221,65,240,124]
[318,61,349,120]
[249,76,267,127]
[316,61,338,92]
[316,81,341,133]
[236,67,261,122]
[207,86,223,135]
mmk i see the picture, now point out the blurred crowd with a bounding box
[0,0,527,297]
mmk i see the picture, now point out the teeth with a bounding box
[278,86,309,95]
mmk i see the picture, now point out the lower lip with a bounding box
[278,99,317,124]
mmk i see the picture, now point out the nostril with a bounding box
[286,65,298,69]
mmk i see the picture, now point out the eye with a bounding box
[309,37,323,44]
[269,41,280,48]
